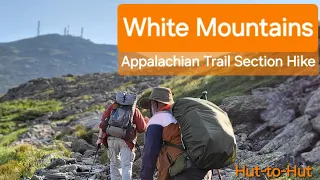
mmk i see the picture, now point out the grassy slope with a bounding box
[139,76,286,115]
[0,99,70,179]
[0,143,71,180]
[0,99,63,146]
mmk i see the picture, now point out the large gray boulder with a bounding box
[219,95,268,124]
[71,139,94,154]
[301,142,320,165]
[259,115,318,156]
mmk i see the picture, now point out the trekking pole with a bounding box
[87,144,101,180]
[217,169,222,180]
[133,142,143,162]
[211,169,222,180]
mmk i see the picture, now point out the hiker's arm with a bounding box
[98,128,104,138]
[140,125,163,180]
[98,104,113,128]
[98,104,113,145]
[134,108,148,133]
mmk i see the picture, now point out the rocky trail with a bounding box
[16,116,148,180]
[1,73,320,180]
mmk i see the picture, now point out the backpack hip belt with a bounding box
[105,125,128,139]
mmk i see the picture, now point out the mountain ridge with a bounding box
[0,34,118,93]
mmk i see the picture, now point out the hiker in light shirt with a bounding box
[138,87,211,180]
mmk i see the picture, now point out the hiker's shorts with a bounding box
[107,136,135,180]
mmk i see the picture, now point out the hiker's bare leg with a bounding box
[108,137,122,180]
[171,167,208,180]
[203,170,212,180]
[119,139,135,180]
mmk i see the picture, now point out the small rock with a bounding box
[82,158,95,165]
[238,133,247,142]
[31,175,44,180]
[44,173,69,180]
[58,164,77,172]
[47,158,66,169]
[77,165,91,172]
[71,152,83,162]
[61,136,78,142]
[35,169,59,176]
[65,158,77,164]
[83,150,96,158]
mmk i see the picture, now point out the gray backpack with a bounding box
[104,92,138,139]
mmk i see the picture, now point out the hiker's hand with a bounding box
[96,139,102,146]
[144,116,149,123]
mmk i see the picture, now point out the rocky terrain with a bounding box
[0,34,117,93]
[219,75,320,179]
[0,73,170,180]
[0,72,320,180]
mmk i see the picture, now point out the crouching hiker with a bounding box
[96,91,149,180]
[139,87,237,180]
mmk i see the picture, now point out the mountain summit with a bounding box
[0,34,118,93]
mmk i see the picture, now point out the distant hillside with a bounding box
[0,34,118,93]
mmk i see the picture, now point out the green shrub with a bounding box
[0,128,27,147]
[0,142,71,179]
[74,125,96,144]
[0,99,63,122]
[82,95,92,100]
[86,104,105,113]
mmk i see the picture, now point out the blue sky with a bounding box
[0,0,319,45]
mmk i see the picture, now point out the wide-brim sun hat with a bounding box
[139,87,174,109]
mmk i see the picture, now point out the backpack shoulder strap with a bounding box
[130,97,138,123]
[125,96,138,143]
